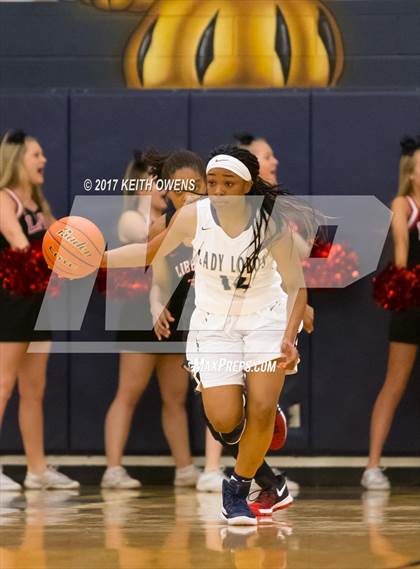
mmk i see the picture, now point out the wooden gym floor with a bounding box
[1,486,419,569]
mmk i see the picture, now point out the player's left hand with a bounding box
[277,339,300,371]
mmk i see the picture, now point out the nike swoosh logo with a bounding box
[276,484,286,496]
[201,227,211,231]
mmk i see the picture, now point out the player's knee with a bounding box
[249,401,276,429]
[209,413,240,434]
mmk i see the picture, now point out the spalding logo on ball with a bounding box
[81,0,344,88]
[42,216,105,279]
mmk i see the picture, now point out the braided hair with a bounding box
[207,145,316,279]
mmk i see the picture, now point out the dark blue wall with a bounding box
[0,89,419,456]
[0,1,419,89]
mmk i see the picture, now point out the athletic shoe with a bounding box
[221,479,257,526]
[101,466,142,489]
[270,406,287,451]
[271,469,300,494]
[248,474,293,516]
[0,468,22,492]
[361,467,390,490]
[196,469,226,492]
[24,466,80,490]
[174,464,200,487]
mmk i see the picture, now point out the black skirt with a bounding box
[389,308,420,345]
[0,290,51,342]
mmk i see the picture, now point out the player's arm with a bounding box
[149,256,175,340]
[103,203,196,268]
[291,230,314,333]
[270,229,307,346]
[391,196,410,268]
[0,192,30,249]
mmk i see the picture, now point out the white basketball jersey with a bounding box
[191,198,282,315]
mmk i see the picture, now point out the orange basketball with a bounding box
[42,216,105,279]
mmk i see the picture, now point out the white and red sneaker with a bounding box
[248,474,293,517]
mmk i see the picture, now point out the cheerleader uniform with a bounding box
[0,189,51,342]
[389,195,420,345]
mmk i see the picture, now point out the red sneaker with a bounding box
[270,406,287,451]
[248,475,293,517]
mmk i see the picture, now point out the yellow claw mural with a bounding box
[82,0,344,89]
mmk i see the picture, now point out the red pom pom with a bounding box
[372,263,418,311]
[302,242,359,288]
[0,240,61,297]
[96,268,151,299]
[411,265,420,308]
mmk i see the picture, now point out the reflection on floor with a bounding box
[0,486,419,569]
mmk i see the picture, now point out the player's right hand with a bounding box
[153,307,175,341]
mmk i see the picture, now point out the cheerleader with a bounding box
[104,146,310,524]
[0,130,79,491]
[362,137,420,490]
[234,132,279,185]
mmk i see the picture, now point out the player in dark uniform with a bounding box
[146,150,226,492]
[362,137,420,490]
[0,129,79,491]
[102,151,210,490]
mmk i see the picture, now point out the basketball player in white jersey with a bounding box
[103,145,310,525]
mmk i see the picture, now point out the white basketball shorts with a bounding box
[186,298,294,389]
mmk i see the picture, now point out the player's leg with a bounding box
[202,383,259,525]
[0,341,28,490]
[235,364,285,479]
[156,354,199,486]
[102,352,156,488]
[201,398,291,511]
[363,342,417,489]
[201,385,244,435]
